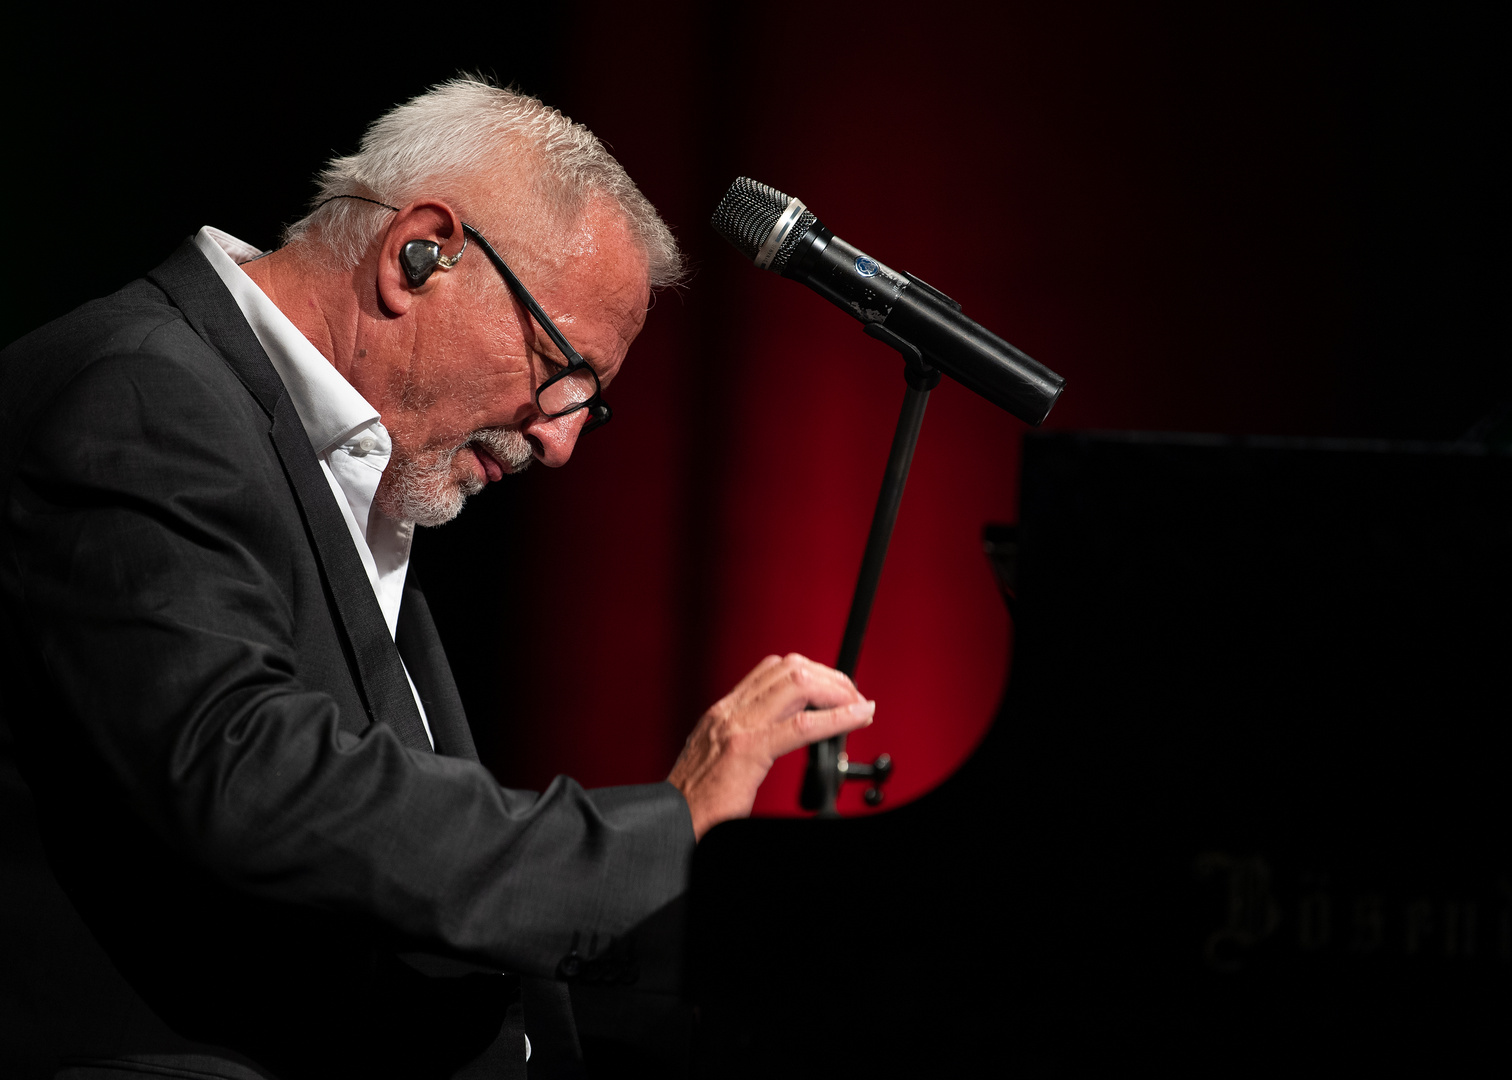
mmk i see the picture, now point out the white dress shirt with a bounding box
[194,226,433,748]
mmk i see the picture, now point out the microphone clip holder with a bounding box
[867,322,942,392]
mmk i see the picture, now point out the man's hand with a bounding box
[669,653,875,840]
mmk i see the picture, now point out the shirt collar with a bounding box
[194,226,381,456]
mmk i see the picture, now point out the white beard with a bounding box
[375,426,534,526]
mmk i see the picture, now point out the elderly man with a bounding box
[0,78,872,1079]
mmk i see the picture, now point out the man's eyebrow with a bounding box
[533,336,606,378]
[531,332,572,363]
[520,313,567,358]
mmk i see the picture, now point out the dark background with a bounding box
[3,3,1504,814]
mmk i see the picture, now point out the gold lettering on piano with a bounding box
[1349,893,1385,954]
[1443,902,1478,957]
[1195,852,1280,972]
[1405,899,1433,955]
[1197,853,1512,967]
[1298,876,1332,952]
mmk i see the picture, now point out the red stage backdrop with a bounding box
[414,4,1497,817]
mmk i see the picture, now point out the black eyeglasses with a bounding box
[314,195,611,433]
[462,224,612,434]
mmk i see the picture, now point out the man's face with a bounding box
[372,200,650,526]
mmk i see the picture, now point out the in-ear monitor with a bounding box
[400,237,467,287]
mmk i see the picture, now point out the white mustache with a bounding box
[466,426,534,473]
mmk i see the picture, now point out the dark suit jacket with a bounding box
[0,241,694,1079]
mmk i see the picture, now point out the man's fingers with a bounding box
[748,654,863,713]
[742,654,786,682]
[675,654,877,840]
[696,652,870,764]
[721,653,861,720]
[718,654,793,712]
[772,699,876,759]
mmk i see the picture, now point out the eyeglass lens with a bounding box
[537,366,599,417]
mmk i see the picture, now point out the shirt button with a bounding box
[355,435,377,454]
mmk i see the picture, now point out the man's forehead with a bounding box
[459,168,635,264]
[558,198,647,271]
[553,205,651,307]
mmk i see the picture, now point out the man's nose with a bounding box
[523,408,590,467]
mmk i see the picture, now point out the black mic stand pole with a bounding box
[800,324,940,817]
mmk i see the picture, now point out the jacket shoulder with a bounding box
[2,277,189,371]
[0,279,254,473]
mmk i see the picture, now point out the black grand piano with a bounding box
[686,431,1512,1076]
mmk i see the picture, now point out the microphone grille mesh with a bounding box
[711,177,818,272]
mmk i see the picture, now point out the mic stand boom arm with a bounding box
[799,323,940,816]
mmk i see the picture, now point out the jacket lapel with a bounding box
[268,399,433,752]
[148,239,433,753]
[395,577,479,762]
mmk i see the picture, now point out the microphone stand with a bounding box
[799,324,941,817]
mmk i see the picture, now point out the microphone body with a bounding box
[712,178,1065,425]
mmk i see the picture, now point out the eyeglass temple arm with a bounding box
[462,224,587,368]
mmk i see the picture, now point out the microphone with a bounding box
[711,178,1065,425]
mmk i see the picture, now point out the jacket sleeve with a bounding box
[0,343,694,989]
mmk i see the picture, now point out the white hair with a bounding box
[282,76,685,289]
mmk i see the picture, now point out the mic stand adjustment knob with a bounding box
[837,751,894,806]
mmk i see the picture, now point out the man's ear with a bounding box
[375,200,466,316]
